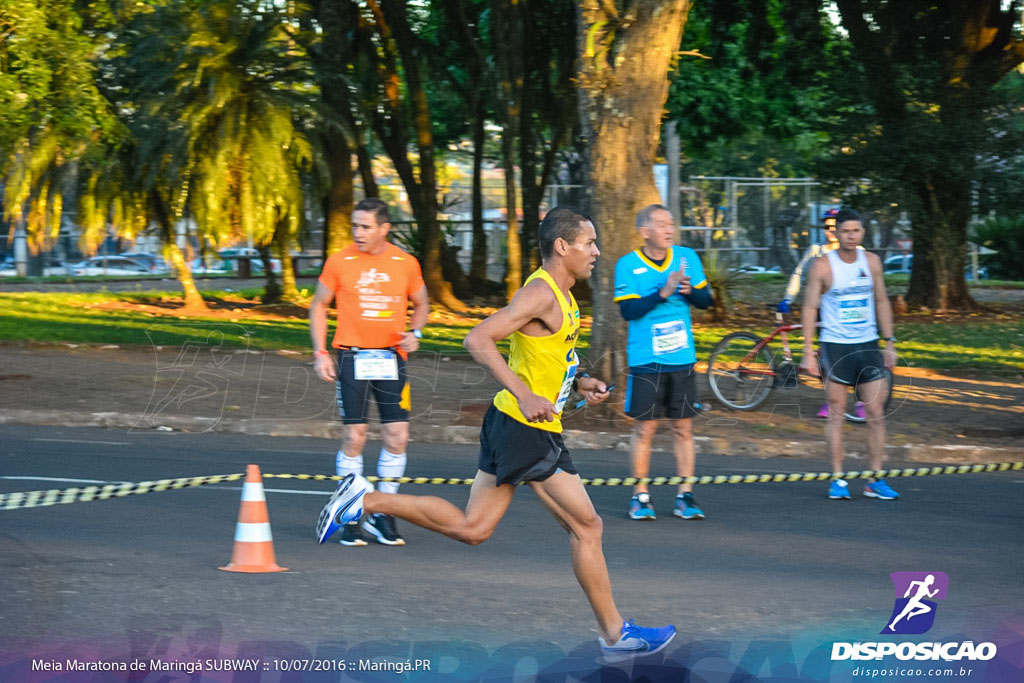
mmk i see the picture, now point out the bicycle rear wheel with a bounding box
[707,332,776,411]
[844,369,894,423]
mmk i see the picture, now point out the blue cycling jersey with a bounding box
[614,246,708,368]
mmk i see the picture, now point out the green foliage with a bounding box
[700,249,742,322]
[106,0,318,251]
[972,217,1024,280]
[0,0,117,252]
[668,1,841,163]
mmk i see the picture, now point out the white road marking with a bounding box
[32,438,130,446]
[1,476,131,484]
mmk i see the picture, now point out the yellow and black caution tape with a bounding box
[268,461,1024,487]
[0,473,245,511]
[2,462,1020,511]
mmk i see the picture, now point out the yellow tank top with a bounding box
[493,268,581,433]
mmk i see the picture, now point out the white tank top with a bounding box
[819,250,878,344]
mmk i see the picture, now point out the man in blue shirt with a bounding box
[614,204,712,521]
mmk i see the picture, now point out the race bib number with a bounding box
[554,357,580,414]
[354,349,399,380]
[651,320,689,355]
[839,297,869,325]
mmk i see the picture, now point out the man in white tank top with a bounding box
[799,208,900,501]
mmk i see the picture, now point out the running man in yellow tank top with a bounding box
[316,207,676,659]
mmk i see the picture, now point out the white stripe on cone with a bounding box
[234,522,274,543]
[241,482,266,502]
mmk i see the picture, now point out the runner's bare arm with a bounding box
[464,281,558,421]
[408,284,429,331]
[309,282,337,381]
[869,253,897,369]
[800,258,826,376]
[398,285,430,353]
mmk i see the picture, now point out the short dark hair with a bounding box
[636,204,671,228]
[539,206,591,260]
[353,197,390,225]
[835,207,861,227]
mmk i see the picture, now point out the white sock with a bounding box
[336,451,363,478]
[376,447,407,494]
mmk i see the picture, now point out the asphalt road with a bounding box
[1,425,1022,680]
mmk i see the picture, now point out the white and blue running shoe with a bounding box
[863,479,900,500]
[628,493,656,520]
[599,620,676,661]
[316,474,373,544]
[828,479,851,500]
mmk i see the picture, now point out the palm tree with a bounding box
[115,0,318,302]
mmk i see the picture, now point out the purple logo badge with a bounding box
[881,571,949,635]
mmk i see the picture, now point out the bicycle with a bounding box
[706,305,893,422]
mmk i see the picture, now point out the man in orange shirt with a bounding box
[309,197,430,547]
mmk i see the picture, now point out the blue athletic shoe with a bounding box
[628,493,656,520]
[828,479,851,500]
[316,474,372,544]
[863,479,900,500]
[674,492,705,520]
[600,620,676,660]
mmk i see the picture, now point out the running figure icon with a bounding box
[881,571,949,635]
[888,574,939,631]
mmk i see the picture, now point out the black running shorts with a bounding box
[818,340,886,387]
[478,404,578,487]
[335,349,410,425]
[624,364,699,420]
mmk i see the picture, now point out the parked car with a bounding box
[69,256,151,277]
[729,265,768,274]
[118,251,169,274]
[883,253,988,279]
[217,247,281,274]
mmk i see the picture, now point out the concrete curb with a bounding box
[4,408,1023,466]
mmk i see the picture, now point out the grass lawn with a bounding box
[0,290,1020,374]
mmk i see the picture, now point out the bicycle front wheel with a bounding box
[707,331,776,411]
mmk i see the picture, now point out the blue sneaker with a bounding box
[628,493,656,520]
[828,479,851,500]
[674,493,705,520]
[599,620,676,660]
[863,479,900,500]
[316,474,372,544]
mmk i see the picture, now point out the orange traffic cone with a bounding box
[219,464,288,573]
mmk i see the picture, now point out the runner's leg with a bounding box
[529,471,624,644]
[825,379,848,474]
[669,418,696,495]
[630,420,659,495]
[363,470,514,546]
[858,378,887,471]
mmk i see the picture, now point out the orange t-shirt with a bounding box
[318,243,425,353]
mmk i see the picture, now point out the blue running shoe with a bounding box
[828,479,851,500]
[863,479,900,500]
[674,492,705,520]
[628,493,656,520]
[599,620,676,661]
[316,474,372,544]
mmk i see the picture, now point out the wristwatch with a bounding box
[411,329,423,339]
[572,372,590,392]
[885,336,896,343]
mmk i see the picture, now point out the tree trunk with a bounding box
[151,190,207,312]
[258,243,282,304]
[501,133,522,299]
[323,130,354,256]
[469,104,489,287]
[907,175,973,310]
[577,0,693,382]
[369,0,464,310]
[275,217,299,301]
